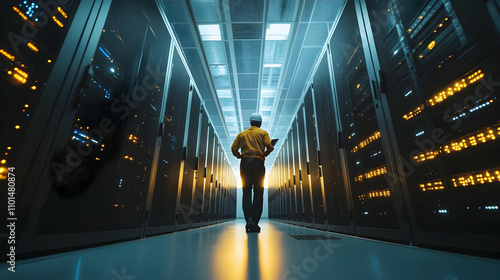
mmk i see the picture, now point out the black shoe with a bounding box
[246,218,259,232]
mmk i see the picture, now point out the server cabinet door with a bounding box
[176,89,201,229]
[313,53,353,233]
[286,135,297,223]
[209,138,219,222]
[192,108,209,226]
[203,125,215,223]
[364,0,500,252]
[297,106,314,227]
[14,0,172,255]
[291,120,304,225]
[304,88,326,230]
[330,0,409,241]
[146,49,190,235]
[0,0,84,192]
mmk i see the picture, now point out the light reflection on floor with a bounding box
[0,219,499,280]
[211,222,285,280]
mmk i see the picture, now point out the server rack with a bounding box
[313,52,353,234]
[176,87,201,230]
[361,0,500,252]
[191,106,209,227]
[0,0,236,260]
[304,87,328,229]
[296,107,314,227]
[269,0,500,254]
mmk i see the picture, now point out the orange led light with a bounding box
[428,70,484,106]
[0,49,15,61]
[27,42,39,53]
[451,169,500,187]
[351,131,381,153]
[57,7,68,18]
[413,150,439,162]
[52,16,64,27]
[403,104,424,120]
[419,180,444,191]
[31,86,36,90]
[12,6,28,20]
[47,59,52,63]
[7,147,12,150]
[0,160,6,164]
[15,125,20,129]
[428,40,436,50]
[355,166,387,182]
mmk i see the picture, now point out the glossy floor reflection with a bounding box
[1,219,499,279]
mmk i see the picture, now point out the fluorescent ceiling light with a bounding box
[263,64,282,67]
[199,24,221,41]
[217,89,232,98]
[261,89,277,97]
[266,24,290,40]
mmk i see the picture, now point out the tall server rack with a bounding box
[269,0,500,254]
[0,0,237,260]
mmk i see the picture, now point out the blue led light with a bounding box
[99,46,111,58]
[363,212,369,215]
[404,90,413,97]
[416,131,425,137]
[438,209,448,214]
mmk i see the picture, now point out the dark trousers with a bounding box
[240,158,265,225]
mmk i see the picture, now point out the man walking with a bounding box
[231,113,274,232]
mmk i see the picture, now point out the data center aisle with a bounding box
[1,220,499,280]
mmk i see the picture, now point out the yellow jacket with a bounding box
[231,126,274,161]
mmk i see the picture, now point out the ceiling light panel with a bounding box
[217,89,232,98]
[265,23,291,40]
[198,24,222,41]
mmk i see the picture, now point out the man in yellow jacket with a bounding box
[231,113,274,232]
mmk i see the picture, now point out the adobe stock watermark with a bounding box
[110,267,135,280]
[50,61,166,184]
[282,239,341,280]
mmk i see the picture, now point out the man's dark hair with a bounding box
[250,121,261,128]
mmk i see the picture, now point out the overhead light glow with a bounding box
[199,24,221,41]
[266,24,290,40]
[264,64,282,67]
[217,89,232,98]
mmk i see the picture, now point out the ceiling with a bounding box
[158,0,345,174]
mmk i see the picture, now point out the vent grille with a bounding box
[289,235,341,240]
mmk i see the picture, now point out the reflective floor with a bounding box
[1,219,499,279]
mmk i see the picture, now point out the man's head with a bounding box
[249,113,262,128]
